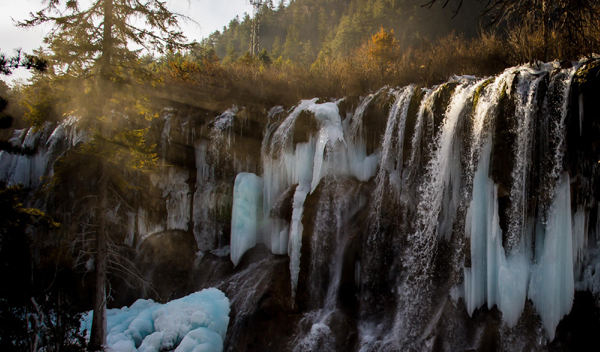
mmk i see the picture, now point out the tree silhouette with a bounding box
[19,1,189,350]
[0,49,47,76]
[423,0,600,60]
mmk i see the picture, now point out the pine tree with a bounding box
[0,49,47,76]
[19,1,188,350]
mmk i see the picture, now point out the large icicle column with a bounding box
[230,172,263,266]
[463,141,531,328]
[528,172,574,340]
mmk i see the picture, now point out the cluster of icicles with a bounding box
[229,61,597,341]
[0,116,86,188]
[1,60,598,344]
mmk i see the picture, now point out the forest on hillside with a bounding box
[202,0,485,65]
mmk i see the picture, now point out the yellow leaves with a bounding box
[72,124,157,175]
[366,27,400,80]
[371,27,398,48]
[368,27,399,63]
[0,183,60,230]
[167,58,202,83]
[133,100,151,119]
[107,127,158,172]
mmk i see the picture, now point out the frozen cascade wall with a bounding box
[0,117,86,188]
[8,60,600,351]
[150,167,191,232]
[232,98,384,298]
[225,62,600,348]
[331,63,600,350]
[191,105,261,253]
[459,64,580,337]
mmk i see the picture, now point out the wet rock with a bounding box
[220,246,297,352]
[270,184,298,220]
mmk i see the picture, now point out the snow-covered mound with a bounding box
[81,288,230,352]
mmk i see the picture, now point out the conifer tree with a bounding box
[19,1,189,350]
[0,49,47,76]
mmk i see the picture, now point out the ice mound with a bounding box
[81,288,230,352]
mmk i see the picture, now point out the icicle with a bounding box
[289,183,310,300]
[262,99,347,262]
[345,92,383,183]
[529,172,574,341]
[125,212,136,247]
[463,141,530,327]
[571,206,587,276]
[306,102,345,193]
[464,141,495,315]
[136,208,165,248]
[230,173,263,266]
[261,101,318,251]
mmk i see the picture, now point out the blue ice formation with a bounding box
[81,288,230,352]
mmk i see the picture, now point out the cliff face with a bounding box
[4,59,600,351]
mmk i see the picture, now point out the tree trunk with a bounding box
[542,0,550,62]
[89,164,109,352]
[100,0,114,82]
[89,0,113,350]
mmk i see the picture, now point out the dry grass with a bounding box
[158,22,600,108]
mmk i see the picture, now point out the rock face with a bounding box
[5,60,600,351]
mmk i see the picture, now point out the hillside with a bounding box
[203,0,486,64]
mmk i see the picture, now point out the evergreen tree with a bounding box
[203,0,485,65]
[0,49,47,76]
[271,36,283,59]
[19,1,188,350]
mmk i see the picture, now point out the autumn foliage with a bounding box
[368,27,399,81]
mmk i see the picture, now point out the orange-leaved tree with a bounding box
[368,27,399,81]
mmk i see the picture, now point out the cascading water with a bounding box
[370,86,415,221]
[6,60,600,351]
